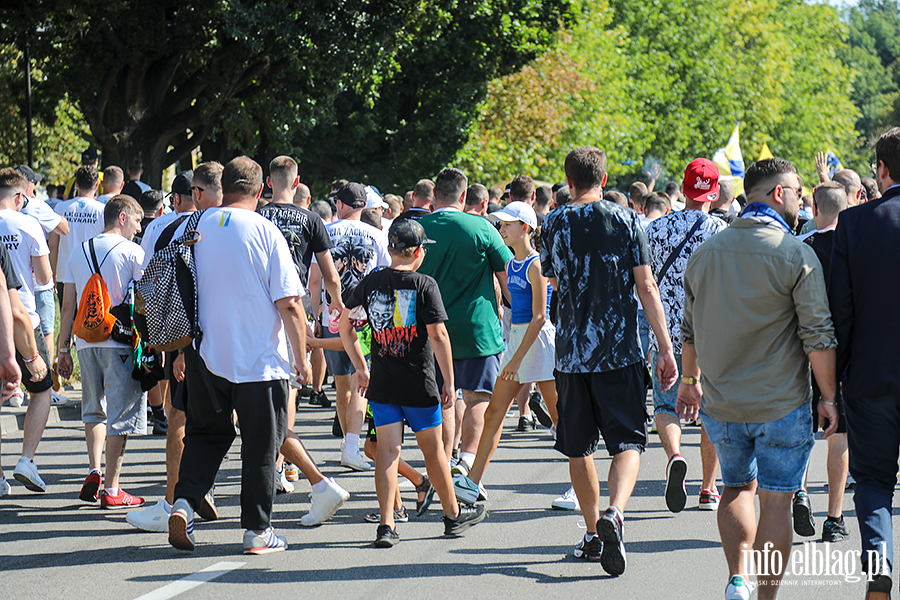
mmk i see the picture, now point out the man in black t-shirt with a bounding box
[395,179,434,222]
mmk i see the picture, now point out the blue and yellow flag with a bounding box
[713,123,745,196]
[759,142,774,161]
[825,148,843,178]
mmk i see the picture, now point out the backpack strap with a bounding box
[656,213,708,285]
[180,209,206,243]
[86,238,127,275]
[154,214,192,253]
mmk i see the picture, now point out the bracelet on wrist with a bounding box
[819,399,836,406]
[681,376,699,385]
[22,354,40,363]
[58,347,70,353]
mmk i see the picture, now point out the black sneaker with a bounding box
[374,524,399,548]
[516,415,536,432]
[310,389,331,408]
[529,392,553,428]
[443,503,486,536]
[151,417,168,436]
[821,516,850,542]
[298,385,312,399]
[792,491,816,537]
[598,508,627,576]
[573,534,601,562]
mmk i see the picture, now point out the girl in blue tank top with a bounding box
[452,201,561,504]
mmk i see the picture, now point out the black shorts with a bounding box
[811,378,846,434]
[554,362,648,458]
[18,326,53,394]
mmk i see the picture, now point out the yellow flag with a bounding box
[759,142,774,161]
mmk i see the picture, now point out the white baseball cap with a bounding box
[365,185,387,209]
[488,201,537,229]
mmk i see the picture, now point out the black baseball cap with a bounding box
[335,182,367,209]
[388,218,436,249]
[171,170,193,195]
[82,147,100,162]
[15,165,42,184]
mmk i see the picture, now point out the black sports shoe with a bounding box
[196,489,218,521]
[374,524,399,548]
[443,503,486,536]
[821,516,850,542]
[516,415,536,432]
[573,535,601,562]
[529,392,553,428]
[298,385,312,399]
[664,455,688,513]
[151,417,168,436]
[598,508,627,576]
[792,491,816,537]
[309,389,331,408]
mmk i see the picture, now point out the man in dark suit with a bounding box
[830,126,900,600]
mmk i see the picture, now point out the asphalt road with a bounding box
[0,389,892,600]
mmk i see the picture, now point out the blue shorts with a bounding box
[369,401,442,434]
[650,350,683,417]
[701,402,814,493]
[35,288,55,336]
[435,353,501,394]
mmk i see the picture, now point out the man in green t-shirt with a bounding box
[418,168,512,478]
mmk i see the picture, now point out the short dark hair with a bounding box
[551,182,566,193]
[861,177,879,201]
[875,127,900,182]
[413,179,434,202]
[360,208,381,229]
[127,159,143,175]
[75,166,99,192]
[0,167,27,201]
[555,185,572,206]
[508,174,535,203]
[433,168,468,205]
[465,183,489,207]
[629,182,648,207]
[269,155,298,189]
[603,190,629,207]
[139,189,165,214]
[104,194,142,228]
[644,192,670,214]
[193,161,223,195]
[222,156,262,197]
[664,181,680,197]
[488,185,503,201]
[564,147,607,191]
[535,186,552,209]
[813,181,848,217]
[744,157,797,195]
[310,200,332,221]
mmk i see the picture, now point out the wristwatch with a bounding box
[681,376,699,385]
[58,347,70,354]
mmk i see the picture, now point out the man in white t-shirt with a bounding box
[167,156,311,556]
[57,195,147,509]
[96,166,125,204]
[320,182,390,471]
[51,166,105,308]
[0,169,54,493]
[15,165,69,387]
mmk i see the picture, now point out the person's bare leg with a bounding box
[468,378,522,483]
[655,412,682,459]
[85,422,106,473]
[374,423,403,528]
[700,422,720,492]
[333,373,352,432]
[281,431,324,485]
[416,424,460,519]
[755,489,793,599]
[515,385,530,417]
[827,433,848,518]
[536,379,558,426]
[452,399,464,452]
[104,434,128,489]
[459,390,490,455]
[608,449,641,512]
[276,390,298,470]
[21,389,51,458]
[570,455,600,534]
[441,404,456,460]
[718,482,758,581]
[310,347,326,391]
[147,383,163,410]
[165,405,185,504]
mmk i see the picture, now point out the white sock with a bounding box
[460,452,475,467]
[584,532,598,541]
[163,499,172,512]
[104,486,119,496]
[344,433,360,453]
[311,479,329,493]
[89,468,101,475]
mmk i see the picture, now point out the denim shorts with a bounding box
[35,288,55,336]
[650,350,683,417]
[435,353,501,394]
[701,402,814,493]
[369,400,442,433]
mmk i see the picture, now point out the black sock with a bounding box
[151,405,166,422]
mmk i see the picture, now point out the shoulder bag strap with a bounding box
[656,213,707,284]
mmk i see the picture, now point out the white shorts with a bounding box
[500,321,556,384]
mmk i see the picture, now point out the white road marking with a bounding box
[133,561,246,600]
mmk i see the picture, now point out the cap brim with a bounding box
[488,211,521,222]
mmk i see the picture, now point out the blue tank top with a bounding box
[507,254,551,324]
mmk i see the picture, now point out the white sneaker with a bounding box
[301,478,350,526]
[243,526,287,555]
[0,477,10,496]
[168,498,195,551]
[13,456,46,492]
[275,466,294,493]
[340,448,371,471]
[551,486,579,510]
[50,390,67,406]
[126,498,171,532]
[8,388,24,407]
[725,574,754,600]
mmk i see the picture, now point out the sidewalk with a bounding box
[0,381,82,436]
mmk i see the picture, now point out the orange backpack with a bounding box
[73,239,124,343]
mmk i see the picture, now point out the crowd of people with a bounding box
[1,129,899,598]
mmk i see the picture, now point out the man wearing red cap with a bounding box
[645,158,727,515]
[676,157,837,599]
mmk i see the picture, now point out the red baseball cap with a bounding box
[683,158,720,202]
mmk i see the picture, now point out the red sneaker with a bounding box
[100,489,145,509]
[79,472,101,502]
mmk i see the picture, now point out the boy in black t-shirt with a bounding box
[340,219,486,547]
